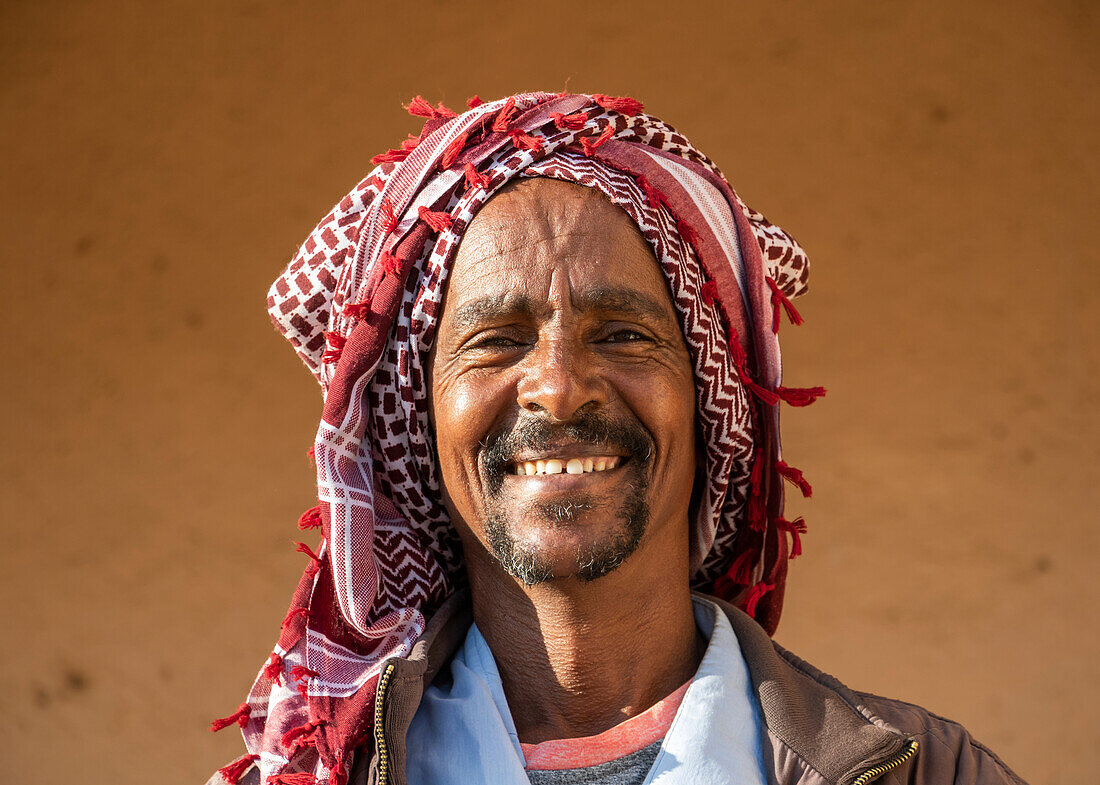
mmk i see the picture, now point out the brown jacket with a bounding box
[213,592,1026,785]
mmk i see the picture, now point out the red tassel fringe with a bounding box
[266,774,316,785]
[263,653,285,685]
[440,131,468,170]
[321,332,345,364]
[297,505,322,531]
[380,199,399,235]
[290,665,319,696]
[290,665,319,682]
[765,276,804,332]
[404,95,454,119]
[281,607,309,628]
[723,326,781,406]
[295,541,324,568]
[404,95,436,118]
[744,376,781,407]
[509,130,544,153]
[776,516,807,558]
[776,386,826,407]
[776,460,813,498]
[700,280,718,305]
[466,94,483,108]
[399,134,420,152]
[551,111,587,130]
[218,754,259,785]
[281,719,324,753]
[675,218,699,248]
[418,206,454,233]
[370,148,410,165]
[210,702,251,732]
[464,162,490,190]
[380,250,402,276]
[491,97,517,133]
[341,301,370,320]
[593,93,644,116]
[330,755,349,785]
[742,582,775,617]
[580,125,613,157]
[635,175,668,210]
[730,548,758,584]
[749,447,765,487]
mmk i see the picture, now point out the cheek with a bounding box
[619,364,697,475]
[656,384,697,458]
[432,370,513,504]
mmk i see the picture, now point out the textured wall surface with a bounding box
[2,2,1096,783]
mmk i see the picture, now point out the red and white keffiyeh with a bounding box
[213,92,817,785]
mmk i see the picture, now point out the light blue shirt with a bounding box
[406,597,767,785]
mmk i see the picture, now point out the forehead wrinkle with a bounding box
[465,177,648,258]
[455,227,625,267]
[445,178,672,335]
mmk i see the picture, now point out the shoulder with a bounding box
[855,691,1028,785]
[704,594,1029,785]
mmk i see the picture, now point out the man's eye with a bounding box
[465,333,526,351]
[602,329,650,343]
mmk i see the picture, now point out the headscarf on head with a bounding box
[212,92,818,785]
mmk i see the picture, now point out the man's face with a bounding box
[429,178,697,585]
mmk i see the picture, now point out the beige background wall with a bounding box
[2,2,1096,783]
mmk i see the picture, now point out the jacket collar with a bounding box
[714,595,909,783]
[356,590,909,785]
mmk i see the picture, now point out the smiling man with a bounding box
[208,93,1025,785]
[425,179,705,767]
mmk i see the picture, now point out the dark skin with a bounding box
[429,178,704,743]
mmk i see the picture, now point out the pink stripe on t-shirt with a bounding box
[520,680,690,771]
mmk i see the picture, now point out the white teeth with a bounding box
[515,456,621,476]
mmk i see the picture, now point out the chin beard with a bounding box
[478,408,655,586]
[484,487,650,586]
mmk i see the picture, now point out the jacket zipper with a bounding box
[850,739,919,785]
[373,661,397,785]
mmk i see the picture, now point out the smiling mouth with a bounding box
[511,456,624,476]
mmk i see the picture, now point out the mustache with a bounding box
[482,410,654,492]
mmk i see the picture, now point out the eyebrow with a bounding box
[450,293,536,334]
[577,286,671,324]
[448,285,673,333]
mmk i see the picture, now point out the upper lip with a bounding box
[509,441,629,464]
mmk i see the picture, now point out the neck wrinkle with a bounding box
[466,553,702,744]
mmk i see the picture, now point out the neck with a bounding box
[466,546,703,743]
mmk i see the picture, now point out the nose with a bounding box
[516,336,608,421]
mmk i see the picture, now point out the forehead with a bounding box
[442,178,674,321]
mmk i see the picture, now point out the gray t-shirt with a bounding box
[526,739,663,785]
